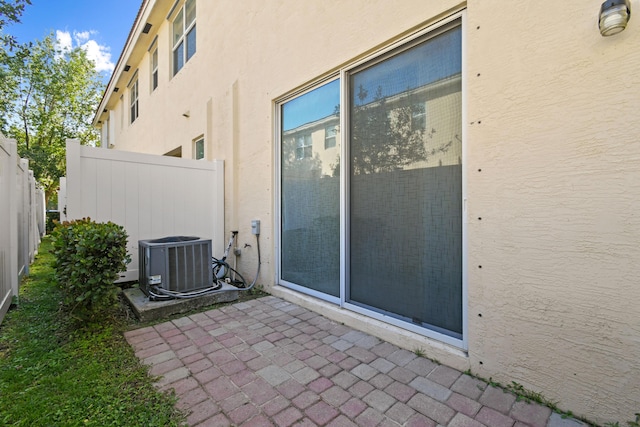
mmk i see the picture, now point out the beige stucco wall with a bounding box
[465,1,640,423]
[96,1,640,423]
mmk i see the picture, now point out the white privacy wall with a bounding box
[63,139,224,282]
[0,139,18,325]
[0,137,44,326]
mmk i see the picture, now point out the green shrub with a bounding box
[45,210,60,234]
[51,218,130,321]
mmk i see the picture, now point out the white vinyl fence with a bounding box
[0,137,45,325]
[61,139,224,282]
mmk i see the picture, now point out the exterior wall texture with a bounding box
[95,1,640,423]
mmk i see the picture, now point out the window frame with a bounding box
[171,0,196,76]
[129,72,139,124]
[325,125,337,149]
[275,11,467,349]
[119,95,124,130]
[295,134,313,160]
[150,46,158,92]
[193,136,205,160]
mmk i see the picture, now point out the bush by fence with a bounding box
[51,218,130,321]
[46,210,60,234]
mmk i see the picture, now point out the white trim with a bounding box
[166,0,181,21]
[150,46,159,92]
[275,74,339,106]
[460,9,469,351]
[127,69,139,88]
[279,279,341,306]
[193,135,205,160]
[273,100,282,288]
[129,76,139,124]
[344,302,463,348]
[340,68,348,307]
[147,35,158,52]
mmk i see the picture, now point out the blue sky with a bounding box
[283,79,340,132]
[6,0,142,78]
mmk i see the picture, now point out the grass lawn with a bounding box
[0,237,185,426]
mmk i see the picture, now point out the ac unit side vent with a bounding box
[138,236,212,296]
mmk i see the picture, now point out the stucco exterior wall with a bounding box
[466,2,640,423]
[95,1,640,423]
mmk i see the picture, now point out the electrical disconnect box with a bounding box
[251,220,260,235]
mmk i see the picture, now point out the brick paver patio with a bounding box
[125,296,589,427]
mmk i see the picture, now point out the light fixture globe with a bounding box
[599,0,631,36]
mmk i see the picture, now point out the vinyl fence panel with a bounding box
[0,138,39,325]
[27,170,44,263]
[16,159,29,279]
[0,137,45,325]
[58,177,67,221]
[63,139,224,283]
[0,139,18,324]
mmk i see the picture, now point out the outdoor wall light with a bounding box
[599,0,631,36]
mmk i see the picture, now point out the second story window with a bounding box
[194,137,204,160]
[325,125,337,149]
[129,77,139,124]
[296,134,312,160]
[151,47,158,91]
[172,0,196,76]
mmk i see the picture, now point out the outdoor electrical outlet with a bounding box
[251,220,260,235]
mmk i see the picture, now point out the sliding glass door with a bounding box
[279,19,463,341]
[280,80,341,298]
[348,25,463,337]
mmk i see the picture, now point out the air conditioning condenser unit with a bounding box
[138,236,212,296]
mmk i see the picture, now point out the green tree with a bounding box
[350,84,430,175]
[0,0,30,128]
[1,34,104,203]
[0,0,31,50]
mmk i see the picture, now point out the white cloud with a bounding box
[54,29,114,74]
[55,30,72,52]
[74,31,92,43]
[79,39,113,73]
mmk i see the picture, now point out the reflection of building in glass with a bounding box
[282,73,461,178]
[351,74,462,174]
[295,134,312,160]
[283,114,340,177]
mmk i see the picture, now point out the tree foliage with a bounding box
[0,0,31,50]
[0,34,104,202]
[350,84,430,175]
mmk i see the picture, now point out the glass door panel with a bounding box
[348,26,463,337]
[280,79,341,297]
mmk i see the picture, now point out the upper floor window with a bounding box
[194,137,204,160]
[129,77,139,124]
[325,125,337,149]
[172,0,196,76]
[411,102,426,131]
[296,134,312,159]
[151,47,158,91]
[119,95,124,129]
